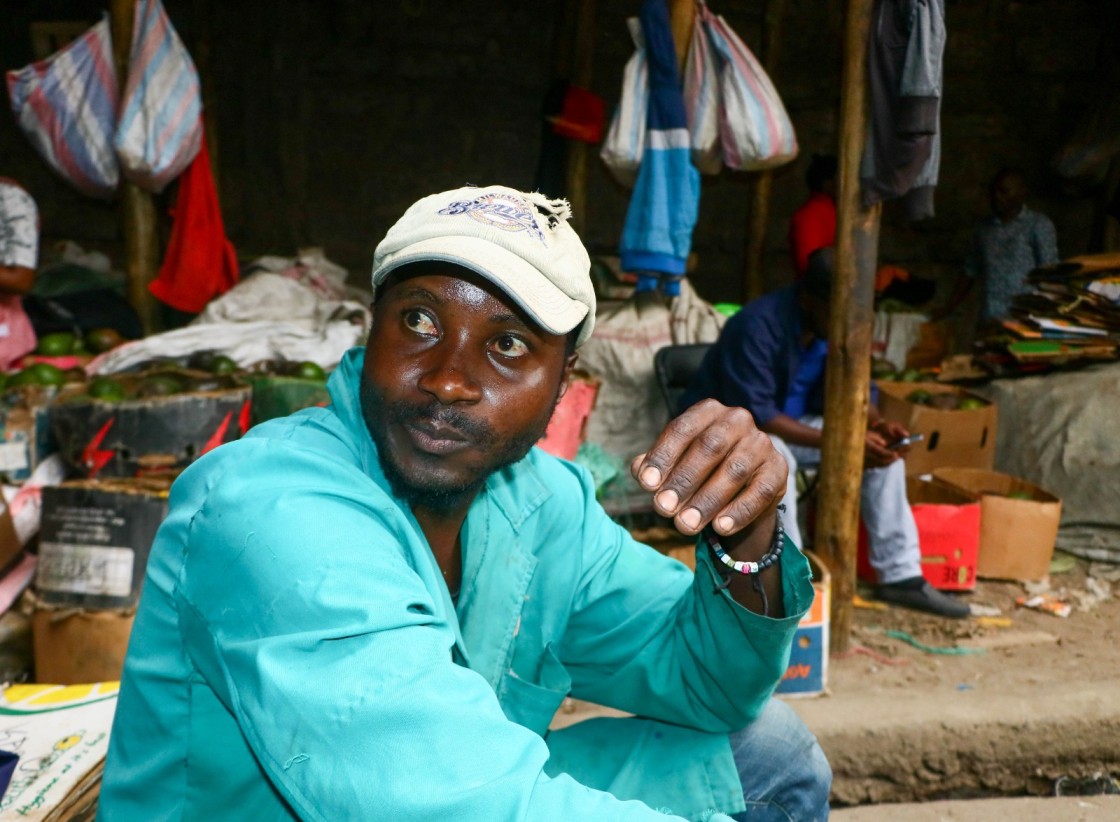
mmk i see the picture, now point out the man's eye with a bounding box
[492,334,529,358]
[404,309,437,336]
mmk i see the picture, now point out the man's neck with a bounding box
[414,501,473,598]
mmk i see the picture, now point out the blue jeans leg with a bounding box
[728,698,831,821]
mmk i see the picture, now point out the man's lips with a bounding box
[402,419,474,455]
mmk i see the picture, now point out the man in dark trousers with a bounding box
[681,248,969,619]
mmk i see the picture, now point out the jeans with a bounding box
[769,416,922,584]
[728,698,832,821]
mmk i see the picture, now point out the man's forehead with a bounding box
[378,262,550,335]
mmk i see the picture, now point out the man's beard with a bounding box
[360,381,554,515]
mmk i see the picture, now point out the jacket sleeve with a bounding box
[555,465,814,732]
[174,444,696,822]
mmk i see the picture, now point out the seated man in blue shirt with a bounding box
[681,248,969,619]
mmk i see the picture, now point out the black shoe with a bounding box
[877,579,970,619]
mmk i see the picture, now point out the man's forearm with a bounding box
[760,413,822,450]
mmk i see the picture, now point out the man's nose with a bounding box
[417,344,483,405]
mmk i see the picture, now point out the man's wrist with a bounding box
[722,508,780,563]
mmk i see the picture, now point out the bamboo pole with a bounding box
[110,0,161,336]
[742,0,787,303]
[564,0,598,237]
[815,0,880,654]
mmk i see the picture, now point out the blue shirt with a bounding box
[681,286,822,424]
[98,348,813,822]
[965,205,1059,320]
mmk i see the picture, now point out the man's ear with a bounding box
[555,352,579,403]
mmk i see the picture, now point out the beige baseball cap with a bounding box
[371,185,596,346]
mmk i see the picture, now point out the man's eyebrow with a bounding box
[489,310,537,335]
[391,285,442,303]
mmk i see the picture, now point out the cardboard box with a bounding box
[0,385,59,484]
[36,478,171,609]
[932,468,1062,582]
[49,372,251,478]
[858,477,981,591]
[777,551,830,698]
[876,381,997,476]
[32,602,134,685]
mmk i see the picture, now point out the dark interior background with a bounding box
[2,0,1116,309]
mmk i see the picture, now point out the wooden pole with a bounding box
[668,0,697,74]
[564,0,598,237]
[110,0,161,336]
[815,0,880,654]
[742,0,787,303]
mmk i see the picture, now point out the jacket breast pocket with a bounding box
[498,643,571,738]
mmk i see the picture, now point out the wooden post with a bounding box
[668,0,697,73]
[564,0,598,236]
[815,0,880,654]
[742,0,787,303]
[111,0,161,336]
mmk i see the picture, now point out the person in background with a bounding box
[681,248,970,620]
[937,168,1059,324]
[0,178,39,369]
[98,185,831,821]
[788,153,838,278]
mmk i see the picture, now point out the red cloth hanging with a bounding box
[149,127,238,313]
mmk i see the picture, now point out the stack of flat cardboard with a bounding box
[983,253,1120,374]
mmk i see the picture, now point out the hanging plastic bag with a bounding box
[698,1,798,171]
[599,18,648,188]
[5,16,120,198]
[114,0,203,192]
[683,9,722,175]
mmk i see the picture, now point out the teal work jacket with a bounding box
[97,348,814,821]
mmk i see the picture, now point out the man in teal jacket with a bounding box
[99,185,829,820]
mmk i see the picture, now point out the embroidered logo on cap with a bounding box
[438,193,545,243]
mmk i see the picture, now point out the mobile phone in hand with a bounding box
[889,433,924,450]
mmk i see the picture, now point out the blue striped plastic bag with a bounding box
[699,1,798,171]
[5,15,120,198]
[114,0,203,192]
[682,8,721,175]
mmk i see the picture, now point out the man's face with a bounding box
[990,173,1026,221]
[361,263,575,512]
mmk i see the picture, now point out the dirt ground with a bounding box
[554,547,1120,807]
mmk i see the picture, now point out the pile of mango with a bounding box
[904,389,988,411]
[0,328,130,391]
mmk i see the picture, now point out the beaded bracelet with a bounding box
[703,504,786,576]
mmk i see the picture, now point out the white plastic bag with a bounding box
[599,18,648,188]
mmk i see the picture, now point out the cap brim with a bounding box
[372,235,591,342]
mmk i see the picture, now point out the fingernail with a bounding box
[641,466,661,487]
[656,489,678,511]
[717,515,734,532]
[680,508,701,530]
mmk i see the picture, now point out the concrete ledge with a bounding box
[788,682,1120,805]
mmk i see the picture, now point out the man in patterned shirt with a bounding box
[0,178,39,368]
[938,168,1059,324]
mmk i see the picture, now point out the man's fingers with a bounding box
[631,399,730,492]
[660,427,784,536]
[691,436,787,536]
